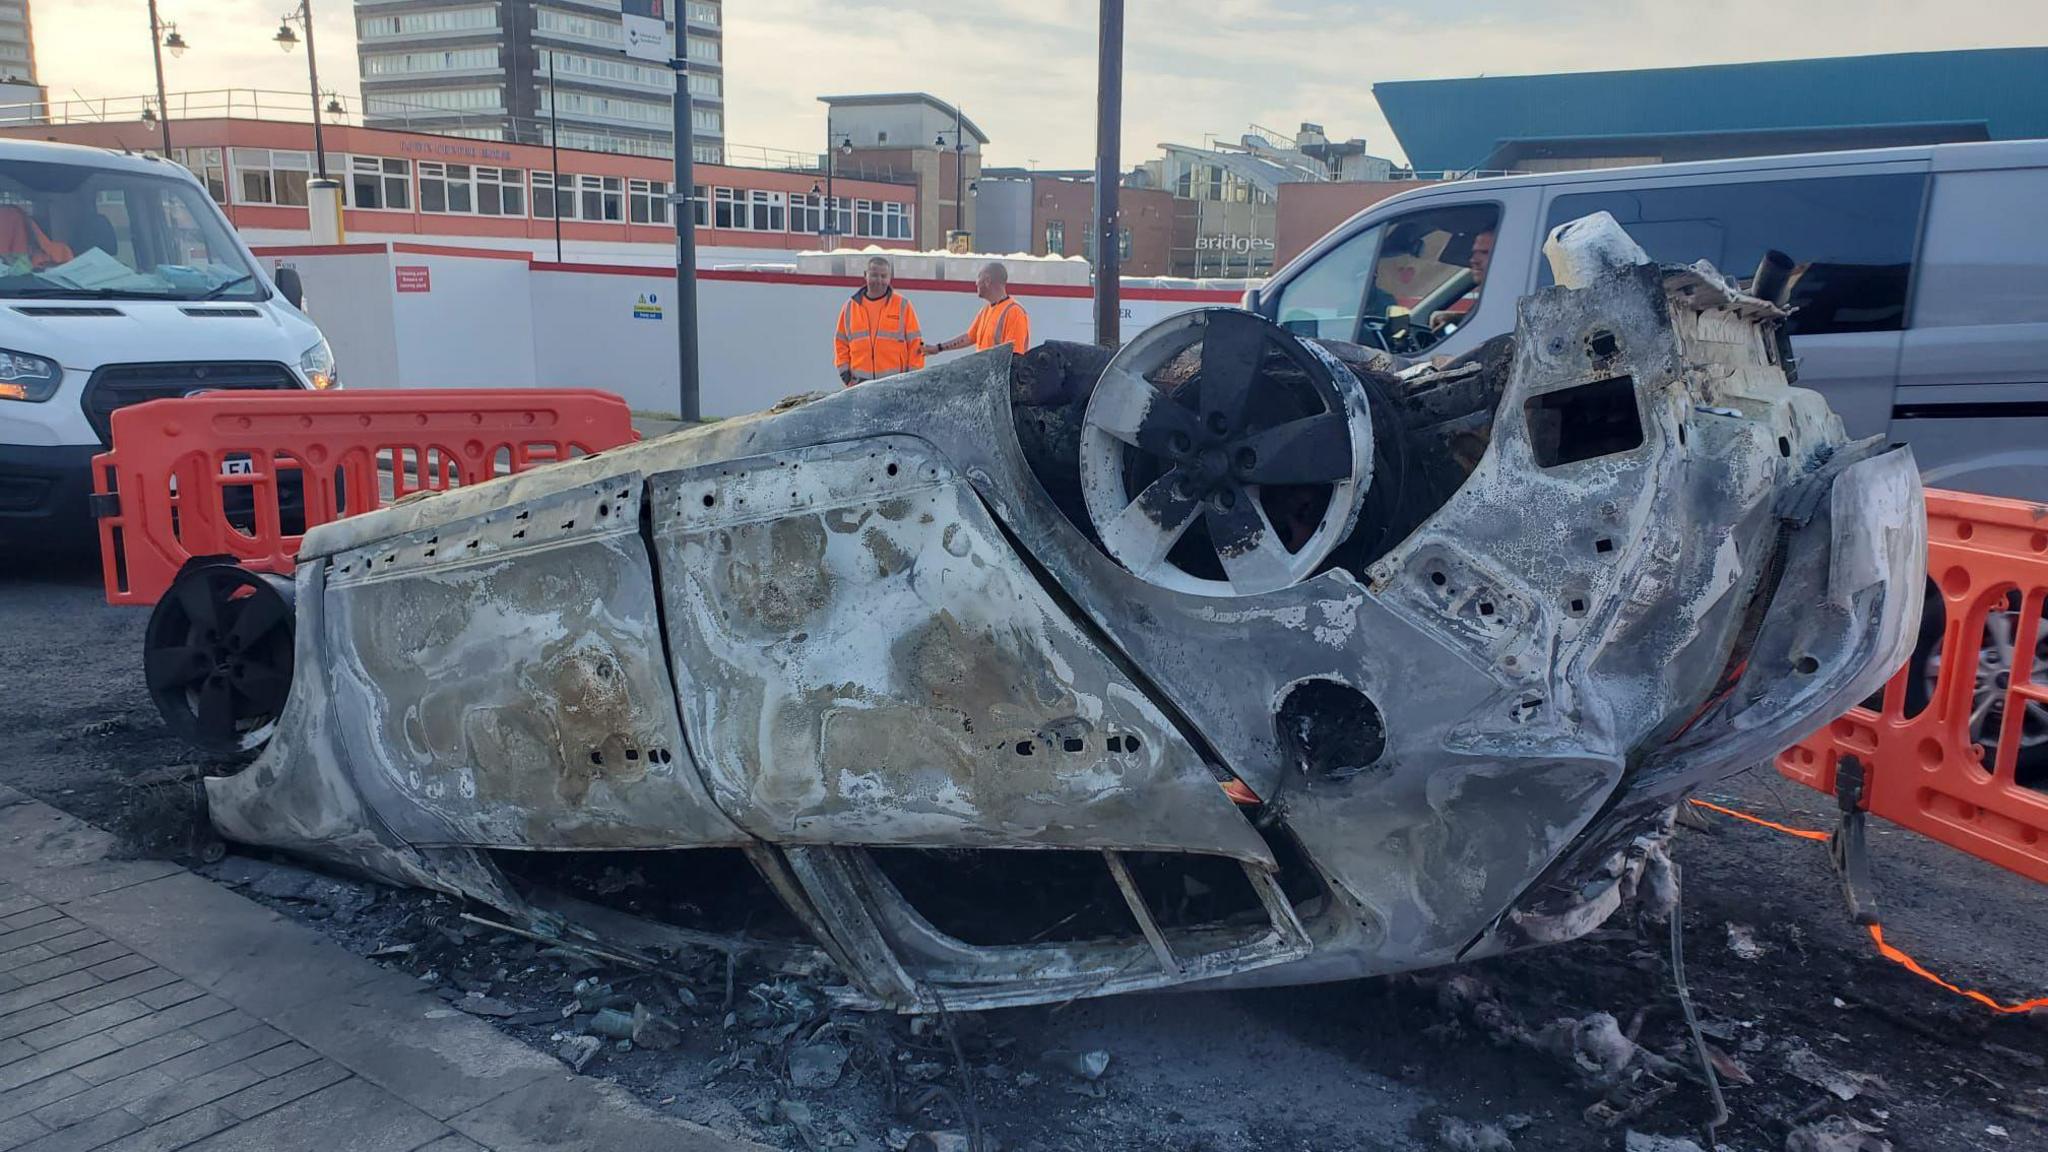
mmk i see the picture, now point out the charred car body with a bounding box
[199,216,1924,1011]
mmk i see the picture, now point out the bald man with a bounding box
[930,262,1030,356]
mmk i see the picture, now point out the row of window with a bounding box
[686,1,720,26]
[366,87,503,115]
[359,6,495,39]
[181,148,911,238]
[364,47,500,76]
[537,89,678,129]
[541,49,679,93]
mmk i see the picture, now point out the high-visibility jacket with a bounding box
[968,296,1029,353]
[834,289,925,383]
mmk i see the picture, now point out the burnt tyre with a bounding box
[144,561,296,754]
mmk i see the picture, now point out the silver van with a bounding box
[1250,139,2048,501]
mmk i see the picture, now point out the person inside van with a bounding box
[0,203,72,273]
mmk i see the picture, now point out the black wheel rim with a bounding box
[143,565,295,752]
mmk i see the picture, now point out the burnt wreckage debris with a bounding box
[199,212,1925,1013]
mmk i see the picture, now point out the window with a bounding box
[1045,220,1064,256]
[359,6,495,39]
[710,188,785,231]
[363,47,498,75]
[579,175,623,222]
[476,167,524,216]
[1119,227,1133,260]
[687,74,721,100]
[535,8,628,46]
[0,159,262,301]
[686,1,720,25]
[629,179,668,225]
[693,144,723,165]
[1349,203,1500,354]
[232,148,311,206]
[172,147,226,205]
[791,193,848,236]
[532,172,575,220]
[1543,174,1925,336]
[688,38,720,63]
[347,156,411,210]
[692,107,723,134]
[1912,169,2048,329]
[692,184,709,226]
[417,162,469,213]
[1273,224,1382,340]
[856,201,911,240]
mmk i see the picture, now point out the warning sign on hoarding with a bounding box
[395,265,431,293]
[621,0,669,62]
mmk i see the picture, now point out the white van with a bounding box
[0,139,335,549]
[1250,139,2048,501]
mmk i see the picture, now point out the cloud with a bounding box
[32,0,2048,169]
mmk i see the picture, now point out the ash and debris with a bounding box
[196,805,2048,1152]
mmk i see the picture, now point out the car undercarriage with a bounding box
[200,214,1925,1012]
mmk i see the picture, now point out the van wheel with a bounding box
[1911,587,2048,787]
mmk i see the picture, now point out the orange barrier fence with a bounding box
[92,390,639,607]
[1778,489,2048,884]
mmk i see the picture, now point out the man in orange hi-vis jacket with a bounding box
[928,262,1030,357]
[835,256,926,386]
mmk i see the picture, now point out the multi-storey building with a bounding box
[354,0,725,163]
[0,0,36,84]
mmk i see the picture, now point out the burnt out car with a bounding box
[201,216,1924,1011]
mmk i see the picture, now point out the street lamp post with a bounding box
[272,2,329,180]
[936,104,968,246]
[145,2,187,157]
[818,124,850,247]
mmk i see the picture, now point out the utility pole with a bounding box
[1093,0,1124,347]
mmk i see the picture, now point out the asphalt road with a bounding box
[4,551,2047,1152]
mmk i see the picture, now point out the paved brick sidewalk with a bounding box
[0,785,767,1152]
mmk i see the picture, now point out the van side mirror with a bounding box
[273,267,304,309]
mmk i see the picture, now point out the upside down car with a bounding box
[196,215,1924,1011]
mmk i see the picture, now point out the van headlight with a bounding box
[0,348,61,402]
[299,338,339,390]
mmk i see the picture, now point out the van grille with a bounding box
[179,307,264,318]
[82,361,299,445]
[12,306,124,317]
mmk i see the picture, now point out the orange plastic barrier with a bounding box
[1779,489,2048,884]
[92,389,639,606]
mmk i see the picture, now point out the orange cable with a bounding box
[1866,925,2048,1015]
[1686,797,1832,842]
[1688,797,2047,1015]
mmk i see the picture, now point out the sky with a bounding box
[30,0,2048,169]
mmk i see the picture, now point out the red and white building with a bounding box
[0,116,918,267]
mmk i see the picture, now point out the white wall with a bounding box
[386,252,537,390]
[261,250,399,390]
[266,243,1239,418]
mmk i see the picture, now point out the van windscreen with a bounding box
[0,159,261,302]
